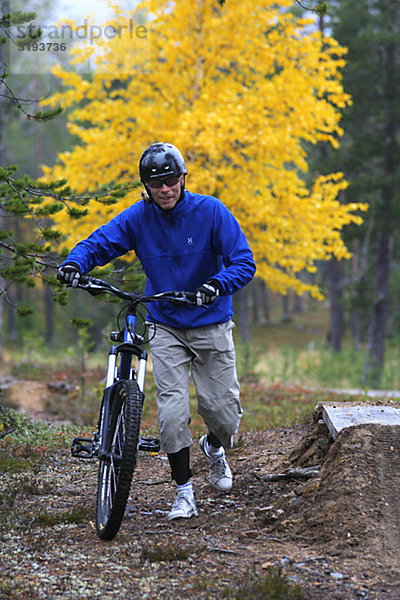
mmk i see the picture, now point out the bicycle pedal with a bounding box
[138,437,160,453]
[71,437,96,459]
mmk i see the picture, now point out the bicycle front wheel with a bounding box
[96,379,143,540]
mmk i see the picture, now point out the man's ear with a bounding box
[143,184,153,202]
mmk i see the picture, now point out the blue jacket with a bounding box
[63,190,256,328]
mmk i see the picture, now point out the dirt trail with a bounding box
[2,402,400,599]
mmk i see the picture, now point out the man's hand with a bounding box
[195,282,220,306]
[57,264,82,287]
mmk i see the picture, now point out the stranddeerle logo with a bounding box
[8,14,152,76]
[16,19,148,46]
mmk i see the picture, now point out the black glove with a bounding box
[57,263,82,287]
[195,281,220,306]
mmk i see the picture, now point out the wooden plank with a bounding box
[322,404,400,440]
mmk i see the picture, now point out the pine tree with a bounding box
[0,6,133,327]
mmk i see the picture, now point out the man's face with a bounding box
[147,175,183,211]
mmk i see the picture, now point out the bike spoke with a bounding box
[96,380,142,539]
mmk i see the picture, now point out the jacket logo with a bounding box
[187,237,193,245]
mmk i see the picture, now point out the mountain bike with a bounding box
[70,276,196,540]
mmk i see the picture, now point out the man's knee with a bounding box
[198,397,243,448]
[159,411,193,454]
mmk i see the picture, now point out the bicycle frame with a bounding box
[99,308,148,460]
[71,277,195,460]
[105,314,147,390]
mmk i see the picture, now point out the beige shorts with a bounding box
[149,320,242,454]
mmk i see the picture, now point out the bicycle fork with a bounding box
[71,339,159,459]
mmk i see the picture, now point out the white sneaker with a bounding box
[199,435,233,492]
[167,490,198,521]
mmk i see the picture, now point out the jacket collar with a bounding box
[152,189,189,215]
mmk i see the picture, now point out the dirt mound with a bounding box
[3,380,48,412]
[271,413,400,574]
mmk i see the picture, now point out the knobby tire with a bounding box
[96,379,142,540]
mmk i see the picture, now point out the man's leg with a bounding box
[191,321,243,491]
[167,447,192,484]
[191,321,242,449]
[166,446,197,520]
[150,326,193,454]
[150,326,197,519]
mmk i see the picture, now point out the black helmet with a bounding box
[139,142,187,182]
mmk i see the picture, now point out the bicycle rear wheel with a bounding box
[96,379,143,540]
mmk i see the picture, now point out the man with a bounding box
[58,142,256,520]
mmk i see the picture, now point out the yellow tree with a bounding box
[43,0,366,297]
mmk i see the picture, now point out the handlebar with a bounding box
[77,276,197,305]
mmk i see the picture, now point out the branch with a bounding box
[259,466,321,482]
[6,178,45,232]
[3,174,139,205]
[294,1,329,16]
[0,241,59,269]
[216,1,329,14]
[0,166,138,296]
[0,74,64,121]
[0,11,62,120]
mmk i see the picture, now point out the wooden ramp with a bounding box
[322,403,400,440]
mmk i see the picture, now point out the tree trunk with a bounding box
[251,278,270,324]
[293,292,303,314]
[6,219,22,343]
[258,278,270,323]
[363,233,392,387]
[44,286,55,346]
[32,65,57,348]
[328,257,344,353]
[7,285,17,342]
[251,280,259,325]
[236,286,249,343]
[0,4,5,360]
[92,300,103,349]
[281,294,290,323]
[350,308,360,352]
[362,5,397,387]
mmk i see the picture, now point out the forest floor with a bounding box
[1,398,400,600]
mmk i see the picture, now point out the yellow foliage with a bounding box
[44,0,367,297]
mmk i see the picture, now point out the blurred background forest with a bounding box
[1,0,399,397]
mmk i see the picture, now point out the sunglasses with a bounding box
[146,176,181,189]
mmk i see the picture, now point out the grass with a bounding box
[0,413,93,535]
[223,567,305,600]
[236,302,400,391]
[30,504,93,527]
[0,500,92,534]
[250,341,400,390]
[140,541,202,563]
[0,407,89,460]
[0,408,94,534]
[0,579,37,600]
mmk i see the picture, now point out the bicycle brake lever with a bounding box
[86,286,106,296]
[79,277,107,295]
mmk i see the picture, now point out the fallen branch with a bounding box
[208,546,239,555]
[136,479,170,486]
[0,427,16,440]
[259,465,321,482]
